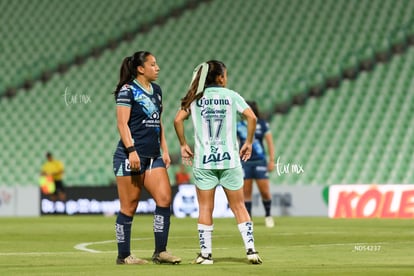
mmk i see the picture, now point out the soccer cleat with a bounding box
[265,216,275,228]
[193,253,214,265]
[246,249,263,264]
[152,251,182,264]
[116,254,148,265]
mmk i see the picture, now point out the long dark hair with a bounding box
[246,101,261,119]
[180,60,227,110]
[113,51,152,100]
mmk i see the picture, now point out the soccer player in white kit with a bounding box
[174,60,262,264]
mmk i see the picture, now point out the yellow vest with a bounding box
[42,160,64,181]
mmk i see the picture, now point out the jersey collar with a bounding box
[133,79,153,95]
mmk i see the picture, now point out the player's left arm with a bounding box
[159,116,171,169]
[240,107,257,161]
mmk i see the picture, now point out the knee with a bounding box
[261,190,272,200]
[229,202,248,214]
[120,200,139,216]
[154,193,171,207]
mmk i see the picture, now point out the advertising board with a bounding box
[329,185,414,218]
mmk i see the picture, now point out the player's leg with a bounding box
[242,162,254,216]
[193,187,215,264]
[196,187,215,225]
[254,159,274,228]
[243,179,254,216]
[224,186,262,264]
[113,149,146,265]
[117,175,143,216]
[256,178,272,203]
[221,168,262,264]
[115,175,147,264]
[256,178,274,227]
[192,168,218,264]
[143,159,181,264]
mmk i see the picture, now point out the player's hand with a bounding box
[268,161,275,172]
[240,143,252,162]
[129,151,141,171]
[180,144,194,166]
[162,152,171,169]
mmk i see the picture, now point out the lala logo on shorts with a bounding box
[202,146,231,164]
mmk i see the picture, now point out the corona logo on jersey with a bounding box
[196,98,230,107]
[329,185,414,218]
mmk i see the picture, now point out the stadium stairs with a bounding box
[0,0,212,99]
[1,0,413,186]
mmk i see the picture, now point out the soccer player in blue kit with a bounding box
[237,101,276,228]
[112,51,181,265]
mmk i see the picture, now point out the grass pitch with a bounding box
[0,215,413,275]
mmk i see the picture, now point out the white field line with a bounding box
[1,235,413,256]
[74,240,116,253]
[72,238,414,254]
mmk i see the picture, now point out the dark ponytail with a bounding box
[113,51,152,100]
[180,60,227,110]
[180,67,203,110]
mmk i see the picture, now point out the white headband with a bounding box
[190,62,209,95]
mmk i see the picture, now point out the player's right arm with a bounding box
[116,104,140,171]
[174,109,193,166]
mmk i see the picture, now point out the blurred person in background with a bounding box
[41,152,66,201]
[175,163,191,185]
[237,101,275,228]
[112,51,181,265]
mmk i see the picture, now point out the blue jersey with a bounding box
[115,79,163,158]
[237,119,269,161]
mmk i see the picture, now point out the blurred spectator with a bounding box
[175,164,191,185]
[41,152,66,201]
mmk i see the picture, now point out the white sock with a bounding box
[198,224,213,257]
[238,221,255,252]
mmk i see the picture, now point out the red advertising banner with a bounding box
[329,185,414,218]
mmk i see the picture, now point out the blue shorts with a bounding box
[113,146,165,176]
[241,159,269,179]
